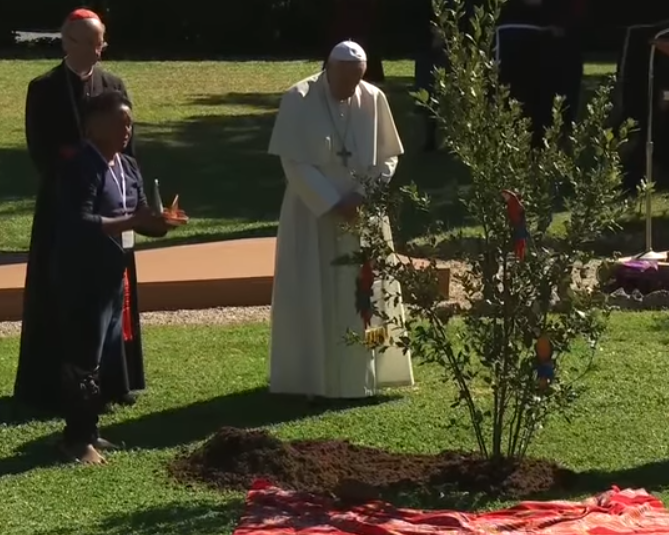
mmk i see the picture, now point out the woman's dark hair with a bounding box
[82,90,131,123]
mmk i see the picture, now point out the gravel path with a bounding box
[0,306,271,338]
[0,259,602,337]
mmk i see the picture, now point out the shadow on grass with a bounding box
[0,386,401,477]
[135,77,469,248]
[1,76,448,250]
[577,460,669,495]
[141,77,465,227]
[0,424,62,478]
[0,70,626,255]
[135,111,281,223]
[381,71,622,244]
[50,463,667,535]
[29,458,667,533]
[380,75,477,239]
[0,146,36,205]
[384,455,669,511]
[101,387,401,451]
[386,69,666,260]
[503,459,669,507]
[38,498,245,535]
[0,395,60,426]
[0,108,283,251]
[190,92,281,110]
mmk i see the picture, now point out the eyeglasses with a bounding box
[64,34,108,51]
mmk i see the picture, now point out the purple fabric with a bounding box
[620,260,659,272]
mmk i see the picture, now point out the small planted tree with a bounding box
[339,0,632,460]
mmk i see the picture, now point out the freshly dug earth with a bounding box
[170,427,575,500]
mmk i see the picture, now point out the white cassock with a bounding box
[267,70,414,398]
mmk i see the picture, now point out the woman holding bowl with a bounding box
[52,90,186,464]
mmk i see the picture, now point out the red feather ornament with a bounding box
[354,258,388,346]
[501,189,529,260]
[355,259,374,329]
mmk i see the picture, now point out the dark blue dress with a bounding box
[53,143,148,381]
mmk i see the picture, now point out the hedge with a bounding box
[5,1,669,57]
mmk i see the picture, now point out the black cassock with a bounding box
[615,20,669,190]
[413,0,447,93]
[413,0,449,150]
[497,0,555,144]
[14,62,146,413]
[497,0,586,143]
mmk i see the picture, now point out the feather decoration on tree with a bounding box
[501,189,530,260]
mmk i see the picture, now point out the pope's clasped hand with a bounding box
[335,191,364,223]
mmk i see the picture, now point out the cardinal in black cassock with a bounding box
[14,9,146,414]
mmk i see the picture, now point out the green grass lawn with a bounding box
[2,313,669,534]
[0,59,633,254]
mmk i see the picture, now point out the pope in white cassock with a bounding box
[267,40,414,399]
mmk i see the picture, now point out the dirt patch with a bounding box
[170,427,576,501]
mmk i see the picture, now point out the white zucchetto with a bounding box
[328,40,367,62]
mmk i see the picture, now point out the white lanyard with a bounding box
[87,143,128,214]
[108,154,127,214]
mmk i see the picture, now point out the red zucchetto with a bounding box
[66,8,100,22]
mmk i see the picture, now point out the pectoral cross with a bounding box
[337,147,352,166]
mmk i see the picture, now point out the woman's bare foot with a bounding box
[60,442,107,465]
[93,437,123,451]
[79,444,106,465]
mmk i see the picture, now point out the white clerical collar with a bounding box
[64,58,95,80]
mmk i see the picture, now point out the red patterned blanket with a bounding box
[234,480,669,535]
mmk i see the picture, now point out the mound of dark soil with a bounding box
[170,427,575,500]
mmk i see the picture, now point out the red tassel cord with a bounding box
[355,260,375,329]
[122,269,134,341]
